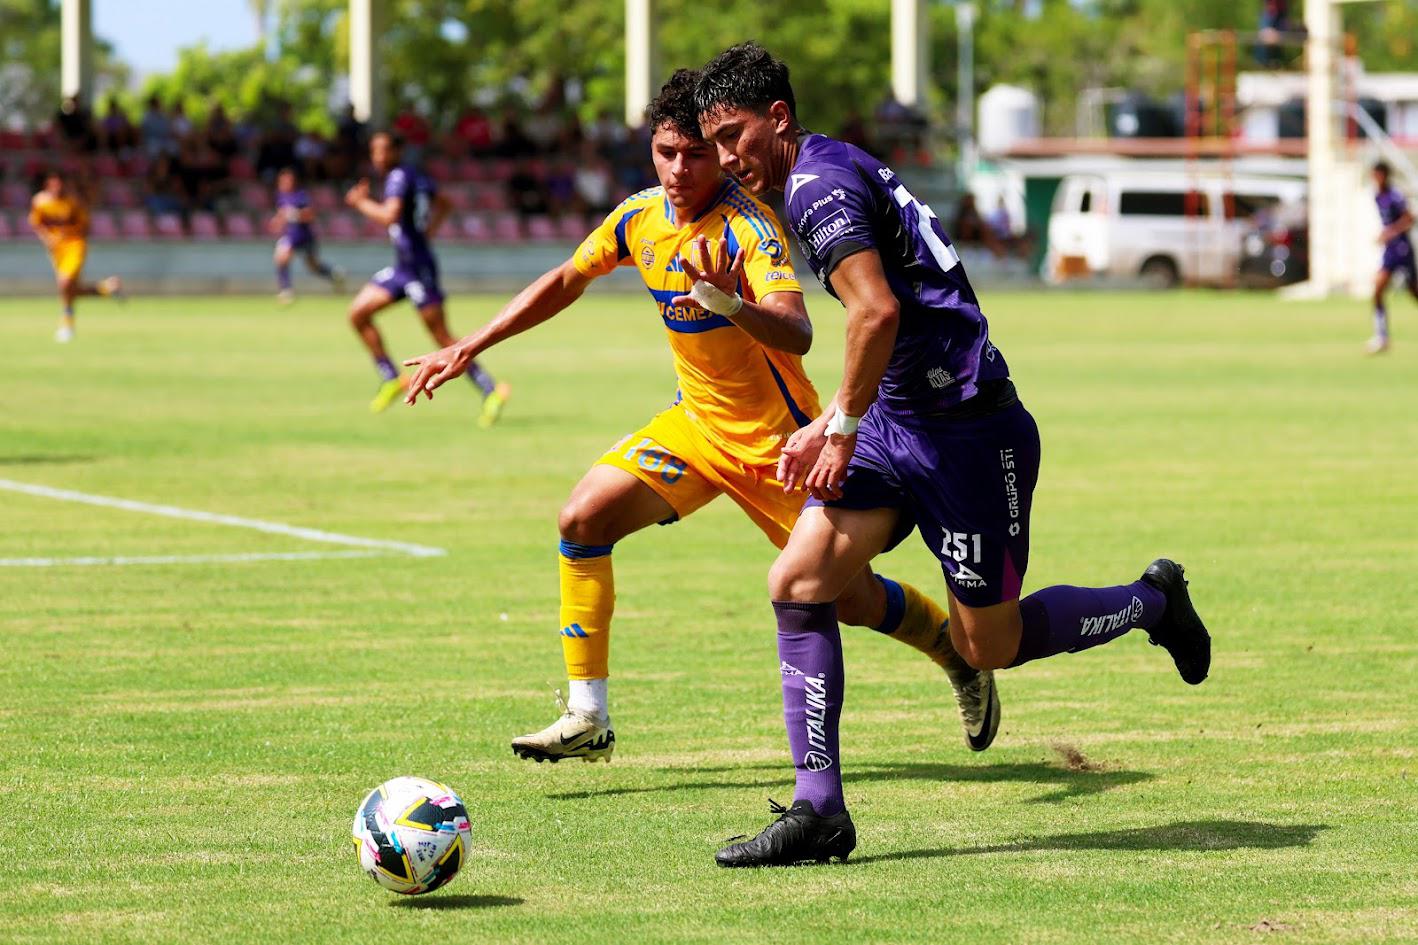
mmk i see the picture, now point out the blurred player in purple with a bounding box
[345,131,510,422]
[269,167,344,305]
[696,43,1213,867]
[1367,161,1416,355]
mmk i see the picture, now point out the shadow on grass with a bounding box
[853,820,1330,864]
[545,761,1152,804]
[389,894,524,910]
[0,454,95,466]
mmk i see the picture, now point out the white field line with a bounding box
[0,478,447,563]
[0,550,386,568]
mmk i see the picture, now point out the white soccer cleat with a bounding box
[54,324,74,343]
[277,288,296,306]
[511,703,614,764]
[953,669,1000,752]
[1365,335,1390,355]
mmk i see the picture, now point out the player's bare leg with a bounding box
[53,273,117,342]
[301,247,344,292]
[1369,269,1392,354]
[511,466,677,764]
[274,241,296,305]
[418,302,509,426]
[349,283,406,411]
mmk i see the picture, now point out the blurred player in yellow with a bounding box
[28,171,121,343]
[403,71,992,763]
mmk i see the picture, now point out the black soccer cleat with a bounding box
[715,800,856,868]
[1139,558,1211,685]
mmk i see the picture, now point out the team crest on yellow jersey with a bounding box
[639,240,656,269]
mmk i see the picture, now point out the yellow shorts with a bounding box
[49,240,87,281]
[597,404,806,549]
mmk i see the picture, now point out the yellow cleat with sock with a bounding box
[369,376,408,414]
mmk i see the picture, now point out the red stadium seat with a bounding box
[123,154,149,178]
[490,159,516,181]
[360,215,386,239]
[443,185,473,212]
[88,210,120,240]
[229,156,256,180]
[0,212,16,241]
[325,213,360,241]
[311,186,339,211]
[190,212,222,241]
[0,131,25,150]
[224,213,257,239]
[556,214,589,241]
[526,216,557,241]
[474,186,510,212]
[100,181,139,209]
[456,159,484,182]
[120,210,151,240]
[153,214,185,240]
[2,182,30,209]
[239,182,268,210]
[459,213,490,243]
[491,212,522,242]
[92,154,122,178]
[426,157,453,181]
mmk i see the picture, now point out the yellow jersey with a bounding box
[30,191,88,243]
[573,180,819,467]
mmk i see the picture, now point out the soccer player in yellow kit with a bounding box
[28,172,121,343]
[403,71,994,762]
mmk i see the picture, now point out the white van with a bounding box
[1045,172,1307,287]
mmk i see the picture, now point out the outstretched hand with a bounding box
[670,235,746,310]
[402,343,472,405]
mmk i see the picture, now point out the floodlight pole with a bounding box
[625,0,657,128]
[1305,0,1342,296]
[349,0,387,126]
[956,3,976,185]
[60,0,94,102]
[891,0,928,110]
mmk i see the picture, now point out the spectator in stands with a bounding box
[508,163,550,228]
[586,107,628,159]
[391,102,431,164]
[837,109,875,157]
[145,154,186,219]
[497,111,536,159]
[178,131,225,213]
[453,106,495,156]
[573,141,616,216]
[294,129,327,182]
[951,193,1005,258]
[141,96,178,159]
[330,104,366,183]
[97,96,135,153]
[170,101,194,145]
[206,103,239,160]
[56,94,95,152]
[1256,0,1297,68]
[544,159,577,218]
[255,101,298,181]
[523,100,564,155]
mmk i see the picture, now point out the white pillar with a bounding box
[891,0,927,109]
[625,0,656,128]
[1304,0,1341,295]
[349,0,386,126]
[60,0,93,101]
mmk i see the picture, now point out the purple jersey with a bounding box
[276,188,314,242]
[382,164,438,267]
[1378,186,1412,248]
[784,134,1009,416]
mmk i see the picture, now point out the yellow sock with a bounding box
[558,541,615,680]
[880,577,975,682]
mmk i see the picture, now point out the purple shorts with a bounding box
[371,258,444,309]
[277,228,316,252]
[811,400,1040,607]
[1381,238,1415,282]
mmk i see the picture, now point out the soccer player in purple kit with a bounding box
[345,132,510,423]
[695,43,1213,867]
[269,167,344,305]
[1367,161,1416,355]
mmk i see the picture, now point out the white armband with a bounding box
[688,280,744,317]
[824,410,861,437]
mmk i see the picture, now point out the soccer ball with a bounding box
[352,776,473,895]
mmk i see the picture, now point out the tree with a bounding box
[0,0,129,129]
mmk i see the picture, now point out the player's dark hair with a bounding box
[645,69,704,141]
[278,165,299,179]
[695,42,797,123]
[371,130,404,151]
[1374,160,1391,177]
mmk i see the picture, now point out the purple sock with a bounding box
[466,361,496,396]
[276,263,292,291]
[374,356,399,382]
[773,601,845,817]
[1009,580,1166,667]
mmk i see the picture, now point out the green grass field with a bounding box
[1,288,1415,945]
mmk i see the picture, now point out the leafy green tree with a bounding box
[0,0,129,128]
